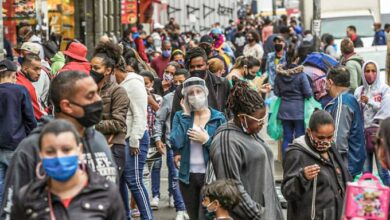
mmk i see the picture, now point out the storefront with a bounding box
[47,0,75,50]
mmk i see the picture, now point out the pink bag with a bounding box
[344,173,390,220]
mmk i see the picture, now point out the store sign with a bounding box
[121,0,137,24]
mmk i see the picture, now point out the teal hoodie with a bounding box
[50,52,65,76]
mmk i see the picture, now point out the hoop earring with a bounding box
[36,162,46,179]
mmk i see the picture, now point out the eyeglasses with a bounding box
[238,113,267,126]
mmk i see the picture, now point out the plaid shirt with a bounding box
[147,94,162,137]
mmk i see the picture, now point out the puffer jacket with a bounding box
[11,171,125,220]
[274,64,313,120]
[95,80,129,145]
[354,61,390,127]
[282,135,351,220]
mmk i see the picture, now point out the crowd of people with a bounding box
[0,11,390,220]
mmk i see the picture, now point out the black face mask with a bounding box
[90,70,105,84]
[245,72,256,80]
[190,70,207,79]
[274,44,284,52]
[247,38,255,43]
[68,100,104,128]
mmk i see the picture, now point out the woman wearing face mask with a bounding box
[170,77,226,220]
[354,60,390,185]
[282,110,351,220]
[226,56,270,93]
[209,79,284,220]
[243,30,264,61]
[170,50,185,68]
[11,120,125,219]
[274,46,313,158]
[161,61,180,95]
[90,42,129,185]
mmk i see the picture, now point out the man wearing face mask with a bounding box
[265,35,287,89]
[1,71,118,219]
[171,47,230,123]
[16,53,47,121]
[199,35,229,76]
[282,110,351,220]
[151,40,173,79]
[324,67,366,177]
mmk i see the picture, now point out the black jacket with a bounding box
[170,71,230,125]
[1,117,118,220]
[282,135,351,220]
[11,171,125,220]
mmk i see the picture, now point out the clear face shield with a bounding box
[182,77,209,112]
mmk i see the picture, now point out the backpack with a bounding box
[303,53,339,100]
[302,52,338,72]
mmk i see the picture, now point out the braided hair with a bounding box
[227,77,265,116]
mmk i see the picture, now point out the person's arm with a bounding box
[10,187,28,220]
[135,38,149,62]
[170,86,183,126]
[211,138,264,219]
[169,112,191,151]
[301,74,313,99]
[345,61,359,92]
[1,137,40,219]
[107,184,126,220]
[21,87,37,134]
[153,95,171,142]
[281,149,312,201]
[334,105,353,155]
[126,80,148,148]
[95,86,129,135]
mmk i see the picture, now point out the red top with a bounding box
[16,72,43,120]
[134,37,149,63]
[151,56,170,79]
[59,61,91,75]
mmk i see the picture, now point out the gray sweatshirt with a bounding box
[210,121,284,220]
[152,92,174,146]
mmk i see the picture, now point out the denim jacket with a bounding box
[170,108,226,184]
[266,52,287,87]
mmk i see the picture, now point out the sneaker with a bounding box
[175,211,190,220]
[150,196,159,210]
[131,209,140,218]
[168,196,175,208]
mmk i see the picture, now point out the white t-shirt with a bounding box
[189,125,206,173]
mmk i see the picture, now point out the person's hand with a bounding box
[130,147,140,156]
[260,83,272,94]
[187,128,209,144]
[174,155,181,169]
[155,140,165,155]
[180,99,190,115]
[360,95,369,104]
[303,164,321,181]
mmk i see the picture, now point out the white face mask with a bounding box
[188,94,207,111]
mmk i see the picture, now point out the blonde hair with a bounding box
[208,58,224,73]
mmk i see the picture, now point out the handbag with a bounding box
[344,173,390,220]
[365,126,379,153]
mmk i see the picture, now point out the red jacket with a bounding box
[16,72,44,120]
[59,61,91,74]
[134,38,149,63]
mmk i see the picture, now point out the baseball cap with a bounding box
[0,60,18,72]
[18,42,41,55]
[153,23,164,30]
[199,35,214,45]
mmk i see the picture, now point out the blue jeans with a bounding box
[282,120,305,158]
[151,157,162,198]
[123,132,153,220]
[0,149,14,205]
[166,149,186,211]
[120,146,131,220]
[363,151,390,186]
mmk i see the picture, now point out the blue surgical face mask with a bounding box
[162,50,171,58]
[42,155,79,182]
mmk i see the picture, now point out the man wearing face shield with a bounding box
[1,71,118,219]
[170,47,230,123]
[170,77,226,220]
[282,110,351,220]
